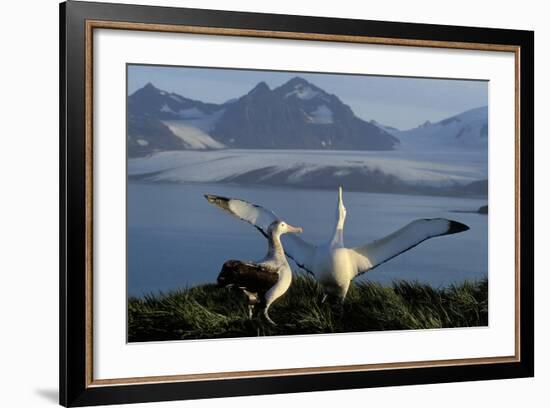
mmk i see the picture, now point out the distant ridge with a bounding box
[127,78,487,158]
[397,106,488,151]
[127,77,399,157]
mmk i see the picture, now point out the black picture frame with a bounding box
[60,1,534,406]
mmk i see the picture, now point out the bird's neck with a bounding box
[330,214,345,247]
[267,232,286,261]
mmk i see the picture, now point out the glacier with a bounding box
[128,148,487,195]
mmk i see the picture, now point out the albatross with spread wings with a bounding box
[205,187,469,302]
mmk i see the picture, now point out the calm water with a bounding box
[128,182,488,297]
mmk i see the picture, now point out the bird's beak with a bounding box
[338,186,343,205]
[287,224,303,234]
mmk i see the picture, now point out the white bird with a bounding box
[214,214,303,325]
[205,188,469,303]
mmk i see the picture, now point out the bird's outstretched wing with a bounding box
[350,218,469,278]
[205,194,316,274]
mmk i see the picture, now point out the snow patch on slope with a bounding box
[160,103,174,113]
[163,121,226,150]
[309,105,333,124]
[285,86,320,100]
[169,94,184,103]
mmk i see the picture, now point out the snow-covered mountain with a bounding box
[128,82,223,119]
[127,77,399,157]
[127,83,226,157]
[396,106,488,151]
[211,77,399,150]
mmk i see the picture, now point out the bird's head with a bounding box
[268,220,303,238]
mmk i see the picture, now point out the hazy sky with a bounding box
[128,64,488,130]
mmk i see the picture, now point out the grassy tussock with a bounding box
[128,276,488,342]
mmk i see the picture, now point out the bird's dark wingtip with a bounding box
[204,194,226,203]
[204,194,232,211]
[447,220,470,234]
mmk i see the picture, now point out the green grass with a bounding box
[128,275,488,342]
